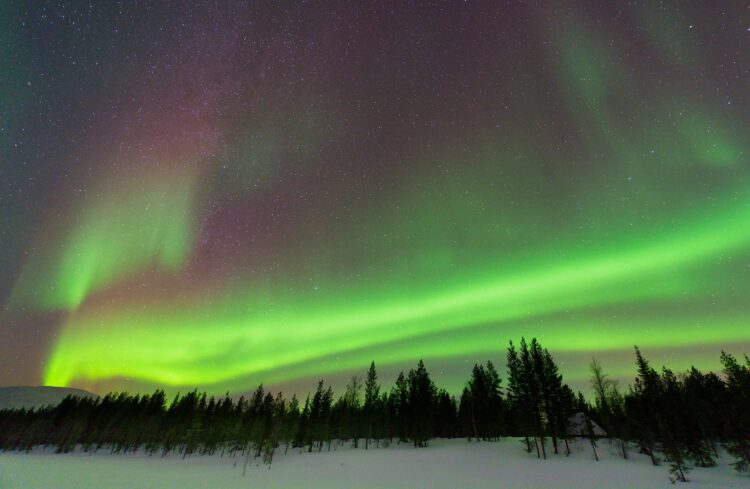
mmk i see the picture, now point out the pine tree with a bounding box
[540,348,563,454]
[308,381,326,452]
[628,347,661,466]
[720,351,750,473]
[556,384,576,456]
[262,392,285,466]
[488,362,505,437]
[349,375,363,447]
[322,385,334,451]
[433,389,458,438]
[682,367,717,467]
[408,360,436,447]
[458,386,475,441]
[506,340,532,452]
[283,394,300,454]
[660,368,690,482]
[461,361,505,440]
[294,394,310,452]
[363,361,380,449]
[466,364,486,440]
[523,338,546,459]
[392,372,410,444]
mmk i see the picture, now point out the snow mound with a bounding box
[567,412,607,437]
[0,386,97,411]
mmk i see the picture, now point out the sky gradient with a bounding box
[1,1,749,396]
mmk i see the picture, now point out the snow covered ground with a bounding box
[0,438,746,489]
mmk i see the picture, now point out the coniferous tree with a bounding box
[283,394,300,454]
[334,375,362,448]
[506,340,530,450]
[682,367,719,466]
[294,394,310,452]
[2,347,749,480]
[521,338,546,459]
[363,361,380,449]
[627,347,661,466]
[382,391,397,446]
[322,385,334,451]
[720,351,750,473]
[433,388,458,438]
[408,360,436,447]
[556,383,576,456]
[539,347,565,455]
[307,381,326,452]
[463,361,505,441]
[392,372,410,444]
[262,392,285,466]
[458,387,474,440]
[485,361,506,439]
[659,368,690,483]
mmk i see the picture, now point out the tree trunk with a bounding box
[647,444,658,466]
[470,407,479,441]
[590,437,599,462]
[242,441,252,476]
[524,436,532,453]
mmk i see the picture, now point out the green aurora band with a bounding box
[10,169,196,310]
[3,2,749,395]
[44,181,750,391]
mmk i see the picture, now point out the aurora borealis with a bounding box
[1,2,749,396]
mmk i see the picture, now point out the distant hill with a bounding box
[0,386,97,411]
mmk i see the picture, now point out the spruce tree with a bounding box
[720,351,750,473]
[682,367,717,467]
[660,368,690,482]
[392,372,410,444]
[506,340,533,452]
[540,348,564,454]
[628,347,661,466]
[522,338,545,459]
[408,360,436,447]
[485,361,505,439]
[363,361,380,449]
[433,389,458,438]
[294,394,310,452]
[308,381,326,452]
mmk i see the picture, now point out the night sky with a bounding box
[2,1,749,397]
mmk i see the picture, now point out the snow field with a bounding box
[0,438,746,489]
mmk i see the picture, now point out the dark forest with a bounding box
[1,338,748,483]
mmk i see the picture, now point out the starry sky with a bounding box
[1,1,749,397]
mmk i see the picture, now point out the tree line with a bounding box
[0,339,748,481]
